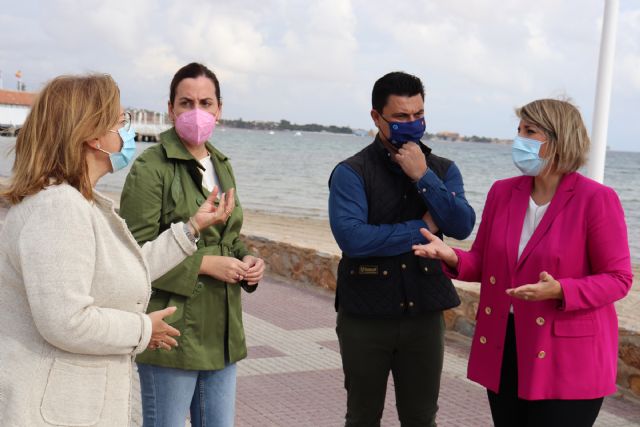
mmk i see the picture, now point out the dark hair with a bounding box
[372,71,424,113]
[169,62,221,106]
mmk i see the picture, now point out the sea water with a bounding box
[1,130,638,262]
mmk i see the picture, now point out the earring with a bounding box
[97,143,101,148]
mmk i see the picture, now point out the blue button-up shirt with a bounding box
[329,151,475,258]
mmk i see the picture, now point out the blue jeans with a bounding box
[137,363,237,427]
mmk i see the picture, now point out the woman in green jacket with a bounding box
[119,62,265,427]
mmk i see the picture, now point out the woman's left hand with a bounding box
[506,271,564,301]
[191,186,236,231]
[242,255,265,285]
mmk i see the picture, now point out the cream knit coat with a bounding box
[0,184,196,426]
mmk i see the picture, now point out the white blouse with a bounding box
[518,196,551,260]
[511,196,550,313]
[198,154,221,194]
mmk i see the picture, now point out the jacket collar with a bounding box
[508,172,579,270]
[160,127,228,164]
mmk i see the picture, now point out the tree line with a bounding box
[219,118,353,134]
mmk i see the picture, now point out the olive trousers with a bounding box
[336,310,445,427]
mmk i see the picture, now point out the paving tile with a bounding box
[247,345,288,359]
[129,275,640,426]
[236,276,640,427]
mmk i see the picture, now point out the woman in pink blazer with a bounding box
[413,99,633,426]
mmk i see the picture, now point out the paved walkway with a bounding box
[227,275,640,426]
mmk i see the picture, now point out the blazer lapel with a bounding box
[516,172,578,270]
[506,177,532,270]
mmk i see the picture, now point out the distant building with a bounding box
[0,89,36,135]
[436,131,460,141]
[130,108,170,142]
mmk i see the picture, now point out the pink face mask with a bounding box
[174,109,216,146]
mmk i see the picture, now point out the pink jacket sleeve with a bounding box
[443,183,497,282]
[559,186,633,311]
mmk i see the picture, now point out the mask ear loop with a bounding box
[375,112,396,150]
[93,143,111,156]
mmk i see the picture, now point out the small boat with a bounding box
[294,131,302,136]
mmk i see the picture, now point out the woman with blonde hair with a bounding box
[413,99,633,426]
[0,74,234,426]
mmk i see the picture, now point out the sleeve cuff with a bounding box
[241,281,259,293]
[133,313,152,355]
[556,278,573,311]
[441,248,464,279]
[415,169,442,194]
[170,222,198,256]
[410,220,429,245]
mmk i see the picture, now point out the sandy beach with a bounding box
[240,208,639,334]
[0,186,636,289]
[241,209,475,255]
[0,180,636,281]
[241,208,637,283]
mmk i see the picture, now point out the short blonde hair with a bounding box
[516,99,590,174]
[1,74,120,204]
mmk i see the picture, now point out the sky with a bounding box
[1,0,638,151]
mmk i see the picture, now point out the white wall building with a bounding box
[0,89,35,128]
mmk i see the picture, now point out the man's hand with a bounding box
[506,271,564,301]
[393,142,428,181]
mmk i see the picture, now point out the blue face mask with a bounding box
[99,126,137,172]
[381,116,426,148]
[512,135,547,176]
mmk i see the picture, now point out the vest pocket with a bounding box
[40,358,107,426]
[337,257,401,315]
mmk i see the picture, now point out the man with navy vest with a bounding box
[329,71,476,426]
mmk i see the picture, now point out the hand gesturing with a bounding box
[412,228,458,269]
[191,187,236,231]
[506,271,564,301]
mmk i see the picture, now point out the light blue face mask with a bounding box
[512,135,547,176]
[100,126,137,172]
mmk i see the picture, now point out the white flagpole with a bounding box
[587,0,619,183]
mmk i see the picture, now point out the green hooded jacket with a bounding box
[119,128,255,370]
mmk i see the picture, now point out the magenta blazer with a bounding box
[448,172,633,400]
